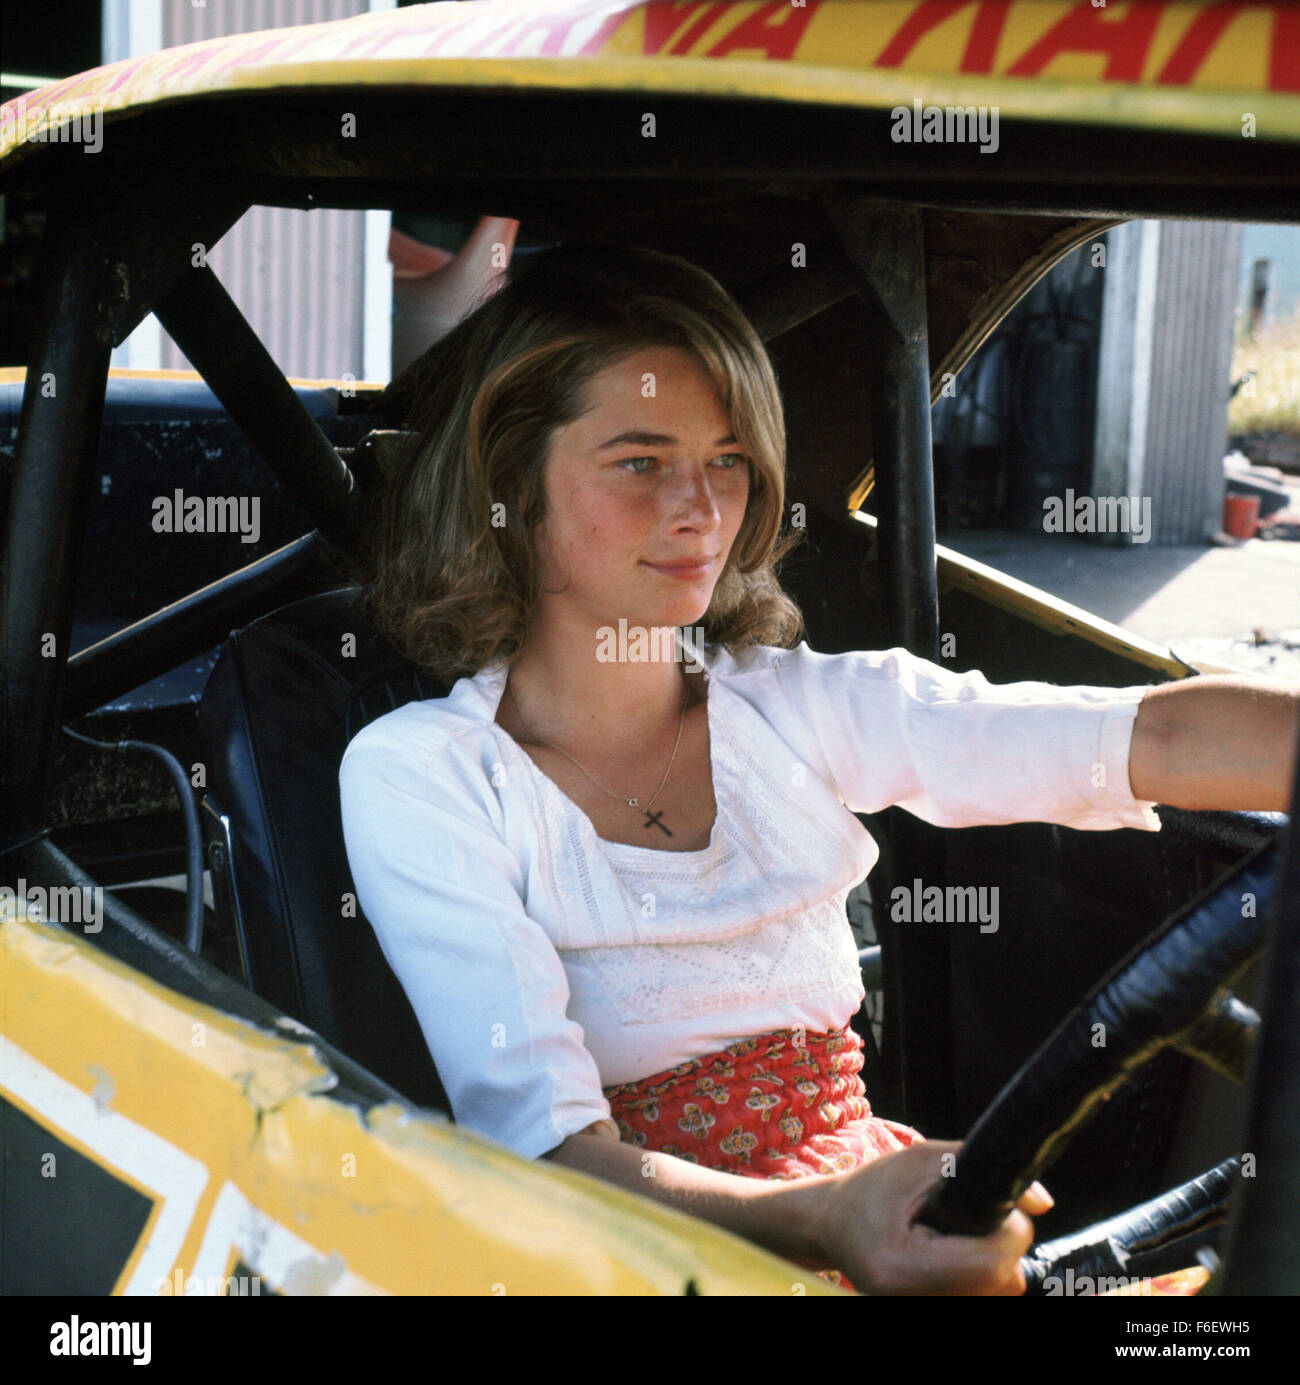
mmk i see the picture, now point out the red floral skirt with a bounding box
[603,1024,923,1292]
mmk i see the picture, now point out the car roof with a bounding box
[2,0,1298,185]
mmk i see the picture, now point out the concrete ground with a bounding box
[938,490,1300,680]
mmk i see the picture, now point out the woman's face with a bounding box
[530,344,752,634]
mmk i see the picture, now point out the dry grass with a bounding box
[1229,305,1300,435]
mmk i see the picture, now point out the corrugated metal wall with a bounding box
[159,0,369,381]
[1143,221,1244,544]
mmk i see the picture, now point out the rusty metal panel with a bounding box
[1144,221,1244,545]
[159,0,369,381]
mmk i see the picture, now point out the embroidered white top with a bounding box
[338,639,1161,1161]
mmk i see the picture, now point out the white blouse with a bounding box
[338,639,1161,1161]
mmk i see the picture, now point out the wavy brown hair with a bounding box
[359,241,806,682]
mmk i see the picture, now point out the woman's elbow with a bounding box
[541,1117,621,1161]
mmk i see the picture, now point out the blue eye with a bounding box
[618,454,748,474]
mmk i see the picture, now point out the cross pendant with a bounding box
[643,809,671,836]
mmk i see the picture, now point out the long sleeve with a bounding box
[339,730,613,1159]
[757,643,1162,832]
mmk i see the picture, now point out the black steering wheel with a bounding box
[914,802,1292,1294]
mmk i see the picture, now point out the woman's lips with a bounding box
[642,557,715,580]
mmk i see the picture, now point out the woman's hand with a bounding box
[817,1141,1052,1295]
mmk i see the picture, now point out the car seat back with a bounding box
[197,585,451,1112]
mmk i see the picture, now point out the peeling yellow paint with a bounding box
[85,1063,116,1112]
[1,912,840,1294]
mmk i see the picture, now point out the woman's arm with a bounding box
[545,1124,1050,1294]
[544,1122,831,1270]
[1129,676,1300,812]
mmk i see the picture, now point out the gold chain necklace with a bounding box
[504,675,689,836]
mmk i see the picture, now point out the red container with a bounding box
[1224,493,1261,538]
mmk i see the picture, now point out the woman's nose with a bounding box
[667,468,722,524]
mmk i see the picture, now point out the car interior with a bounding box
[3,40,1298,1289]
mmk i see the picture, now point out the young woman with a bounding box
[340,242,1298,1294]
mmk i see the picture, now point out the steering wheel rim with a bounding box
[914,833,1279,1243]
